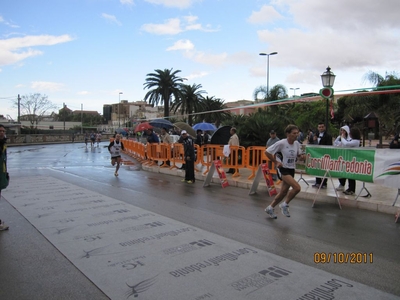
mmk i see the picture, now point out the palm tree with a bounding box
[143,68,185,119]
[197,96,230,127]
[171,83,206,125]
[363,71,400,137]
[253,85,267,103]
[253,84,287,103]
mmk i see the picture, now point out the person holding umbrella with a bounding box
[146,128,159,144]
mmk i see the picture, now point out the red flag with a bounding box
[330,99,335,119]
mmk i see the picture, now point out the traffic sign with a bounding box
[319,87,334,99]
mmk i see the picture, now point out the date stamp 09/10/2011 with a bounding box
[314,252,373,264]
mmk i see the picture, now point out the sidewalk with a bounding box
[141,162,400,216]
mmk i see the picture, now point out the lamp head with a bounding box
[321,66,336,87]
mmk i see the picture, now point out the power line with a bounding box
[0,96,17,100]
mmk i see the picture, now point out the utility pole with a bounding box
[17,94,21,122]
[81,104,83,134]
[63,103,66,131]
[17,94,21,134]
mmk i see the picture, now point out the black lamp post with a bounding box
[259,51,278,100]
[320,66,336,132]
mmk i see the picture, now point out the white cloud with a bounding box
[191,52,228,66]
[120,0,134,5]
[247,5,283,24]
[253,0,400,87]
[166,39,194,51]
[141,18,182,35]
[77,91,90,95]
[101,13,122,26]
[186,71,209,81]
[287,0,400,31]
[0,34,73,66]
[141,15,217,35]
[31,81,65,92]
[0,15,19,28]
[144,0,198,9]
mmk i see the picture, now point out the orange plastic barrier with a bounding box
[123,139,133,157]
[144,143,161,166]
[135,141,146,162]
[200,144,224,175]
[169,143,185,169]
[245,146,276,180]
[123,141,276,180]
[159,143,171,168]
[194,144,202,172]
[225,145,246,177]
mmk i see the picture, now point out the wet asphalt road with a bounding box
[1,143,400,298]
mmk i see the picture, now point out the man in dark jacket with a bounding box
[390,133,400,149]
[0,124,9,231]
[312,122,332,189]
[179,130,195,183]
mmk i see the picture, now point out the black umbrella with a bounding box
[149,118,174,129]
[210,125,232,145]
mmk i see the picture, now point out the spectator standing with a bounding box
[297,129,304,144]
[146,128,160,144]
[334,125,350,191]
[312,122,332,189]
[264,124,305,219]
[227,127,239,174]
[195,129,203,146]
[266,130,280,147]
[266,130,280,181]
[179,130,195,183]
[389,130,400,149]
[0,124,10,231]
[336,127,361,195]
[160,127,172,166]
[160,127,172,144]
[203,131,210,144]
[307,129,314,144]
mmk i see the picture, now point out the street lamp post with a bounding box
[259,52,278,100]
[118,92,123,128]
[290,87,300,97]
[320,66,336,132]
[81,103,83,134]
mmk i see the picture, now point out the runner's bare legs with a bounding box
[269,174,301,208]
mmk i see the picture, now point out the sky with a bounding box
[1,0,400,120]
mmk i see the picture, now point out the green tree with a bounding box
[196,96,231,127]
[171,83,205,126]
[363,71,400,134]
[290,100,338,136]
[143,68,185,119]
[253,84,287,103]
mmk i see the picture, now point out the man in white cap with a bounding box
[178,130,195,183]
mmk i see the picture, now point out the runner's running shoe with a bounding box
[279,203,290,217]
[265,206,277,219]
[0,220,9,231]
